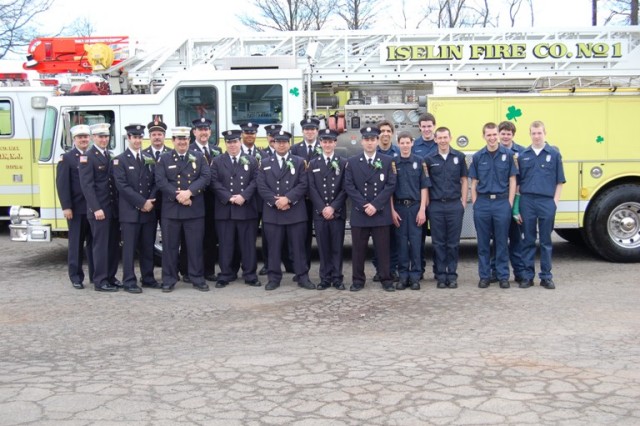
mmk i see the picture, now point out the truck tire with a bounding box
[583,184,640,262]
[554,228,585,245]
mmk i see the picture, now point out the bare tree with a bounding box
[336,0,380,30]
[413,0,496,29]
[239,0,321,31]
[0,0,55,59]
[604,0,639,24]
[306,0,337,30]
[65,17,95,37]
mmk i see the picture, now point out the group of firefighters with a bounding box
[56,112,565,294]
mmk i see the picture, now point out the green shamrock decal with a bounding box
[506,105,522,122]
[596,136,604,144]
[289,87,300,97]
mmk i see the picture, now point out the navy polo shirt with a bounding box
[377,144,400,159]
[425,148,468,200]
[517,143,566,197]
[394,154,431,200]
[469,145,518,194]
[411,137,437,159]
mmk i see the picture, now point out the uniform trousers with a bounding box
[216,218,259,282]
[120,221,156,287]
[264,221,309,284]
[314,217,345,284]
[394,202,423,282]
[66,213,94,284]
[88,217,120,286]
[520,194,557,280]
[429,200,464,283]
[351,225,391,285]
[162,217,205,286]
[473,197,511,280]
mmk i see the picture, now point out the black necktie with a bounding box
[326,157,331,166]
[104,149,110,159]
[247,148,252,157]
[368,158,373,166]
[308,145,313,157]
[136,153,142,166]
[232,156,237,165]
[155,150,160,161]
[280,157,285,169]
[179,154,185,162]
[203,147,211,163]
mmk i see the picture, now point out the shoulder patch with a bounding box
[79,156,88,163]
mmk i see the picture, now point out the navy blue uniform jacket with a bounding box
[113,150,156,223]
[155,150,210,219]
[257,154,308,225]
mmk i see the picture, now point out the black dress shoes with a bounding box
[161,283,175,293]
[317,281,331,290]
[382,283,395,292]
[372,273,381,282]
[72,282,84,290]
[540,279,556,289]
[181,275,191,283]
[410,280,420,290]
[350,283,364,292]
[333,282,345,290]
[205,273,218,282]
[124,285,142,294]
[110,279,123,288]
[391,272,400,283]
[478,279,490,288]
[95,283,118,292]
[259,266,268,276]
[298,280,316,290]
[437,281,447,289]
[499,280,511,289]
[193,282,210,292]
[141,281,161,289]
[396,280,407,290]
[519,279,534,288]
[245,279,262,287]
[447,281,458,289]
[215,280,228,288]
[265,281,280,291]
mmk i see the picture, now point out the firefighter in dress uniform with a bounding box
[56,124,94,290]
[256,130,316,291]
[210,129,262,288]
[344,126,397,292]
[307,129,347,290]
[181,117,221,283]
[113,124,158,293]
[155,126,211,292]
[79,122,121,292]
[289,118,322,271]
[469,122,518,289]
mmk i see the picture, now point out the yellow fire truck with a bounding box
[0,62,53,221]
[9,28,640,262]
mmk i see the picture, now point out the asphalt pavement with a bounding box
[1,226,639,425]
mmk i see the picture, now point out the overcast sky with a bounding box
[33,0,596,49]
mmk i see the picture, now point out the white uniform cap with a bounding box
[70,124,91,138]
[172,127,191,138]
[90,122,111,136]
